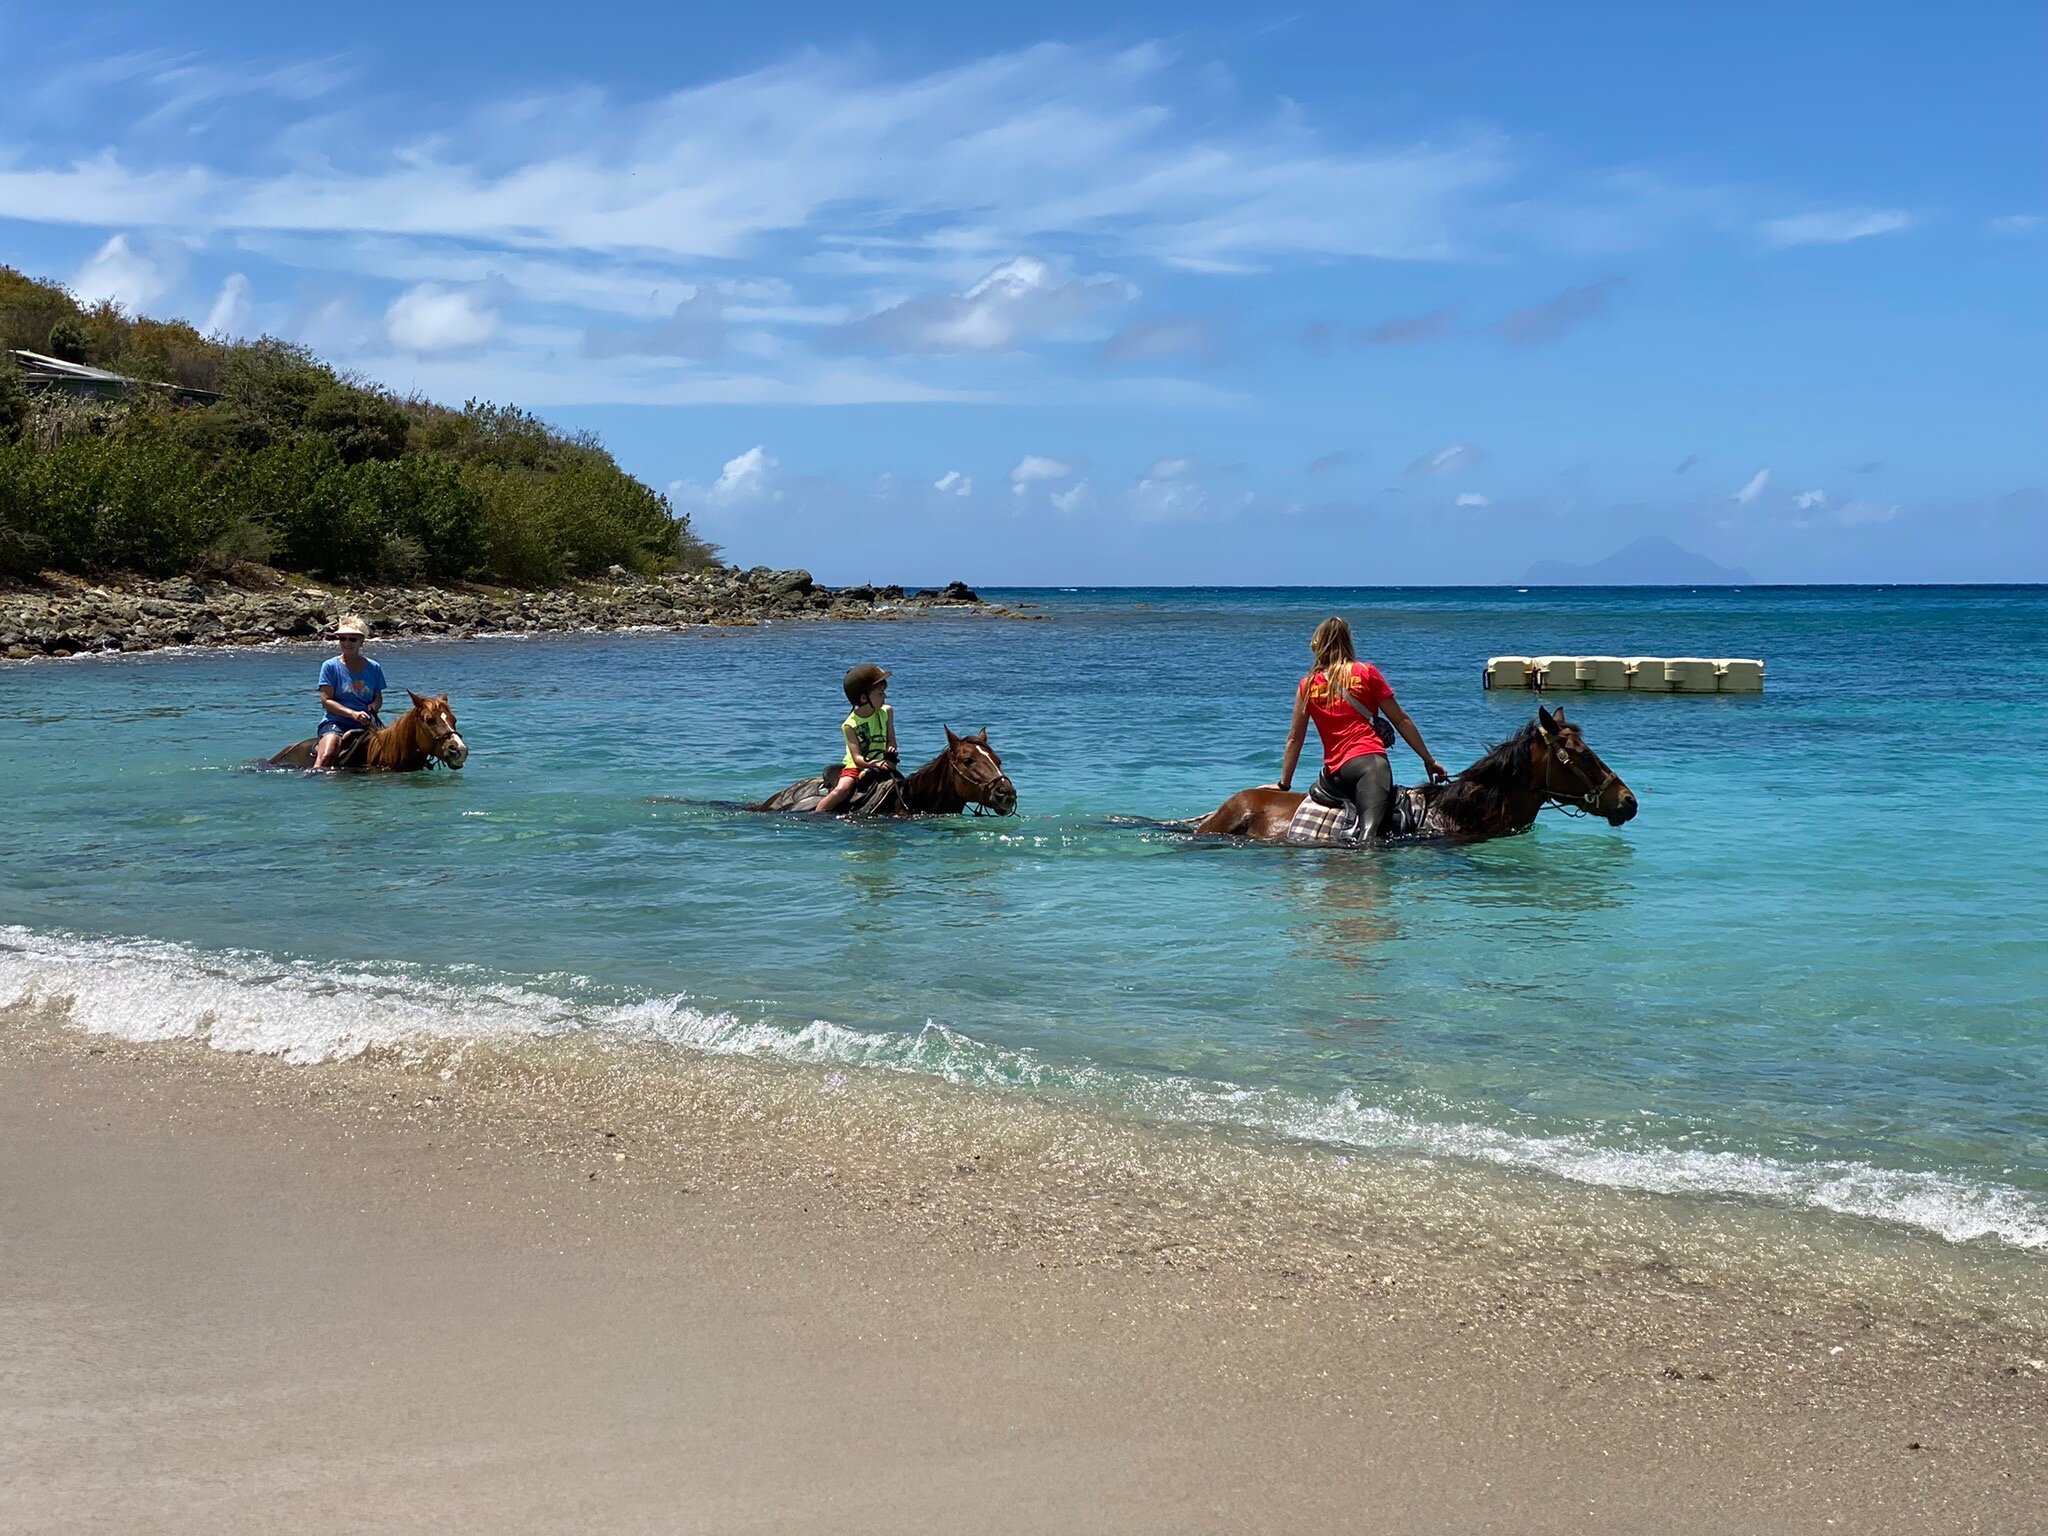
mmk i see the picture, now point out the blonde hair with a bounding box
[1309,616,1359,698]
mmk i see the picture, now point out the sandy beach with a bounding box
[4,1009,2041,1535]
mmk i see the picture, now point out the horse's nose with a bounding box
[1613,789,1638,824]
[444,735,468,769]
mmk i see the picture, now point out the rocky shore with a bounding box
[0,566,1005,660]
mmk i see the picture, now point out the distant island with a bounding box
[1524,534,1752,586]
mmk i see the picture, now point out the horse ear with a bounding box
[409,690,426,707]
[945,725,961,745]
[976,727,989,742]
[1537,704,1557,732]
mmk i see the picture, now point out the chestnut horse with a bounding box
[269,692,469,773]
[750,726,1017,817]
[1194,706,1635,845]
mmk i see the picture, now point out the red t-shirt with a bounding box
[1299,662,1394,769]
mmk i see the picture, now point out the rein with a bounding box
[1542,739,1616,817]
[365,708,460,770]
[950,749,1011,816]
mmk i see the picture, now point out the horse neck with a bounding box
[366,708,425,769]
[900,751,965,814]
[1430,732,1549,838]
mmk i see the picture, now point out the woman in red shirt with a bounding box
[1271,616,1448,841]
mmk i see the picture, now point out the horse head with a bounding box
[942,725,1017,815]
[1534,705,1634,825]
[408,691,468,769]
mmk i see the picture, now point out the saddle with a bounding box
[328,728,376,770]
[1285,782,1433,846]
[820,764,908,817]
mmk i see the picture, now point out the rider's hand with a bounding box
[1425,757,1449,784]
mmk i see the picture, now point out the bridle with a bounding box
[411,707,465,768]
[1543,734,1617,817]
[948,743,1015,816]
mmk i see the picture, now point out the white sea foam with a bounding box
[5,923,2045,1253]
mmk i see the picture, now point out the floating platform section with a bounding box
[1483,656,1764,693]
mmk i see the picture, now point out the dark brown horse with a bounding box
[269,692,470,773]
[750,726,1017,816]
[1194,706,1635,845]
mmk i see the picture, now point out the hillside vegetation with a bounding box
[0,267,718,585]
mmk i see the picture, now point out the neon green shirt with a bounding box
[843,704,892,768]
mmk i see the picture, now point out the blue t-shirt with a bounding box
[318,655,387,731]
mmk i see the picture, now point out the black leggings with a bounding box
[1321,752,1393,841]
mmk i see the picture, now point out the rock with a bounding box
[941,580,980,603]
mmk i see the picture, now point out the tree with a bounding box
[0,356,27,442]
[47,316,90,363]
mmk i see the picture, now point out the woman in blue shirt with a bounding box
[313,615,387,770]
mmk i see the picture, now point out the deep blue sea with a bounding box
[4,587,2045,1254]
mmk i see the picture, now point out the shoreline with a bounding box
[5,1002,2044,1532]
[0,565,1020,661]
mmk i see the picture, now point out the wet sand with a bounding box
[3,1013,2042,1534]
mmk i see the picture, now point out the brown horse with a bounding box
[269,692,470,773]
[1194,706,1635,845]
[750,726,1017,816]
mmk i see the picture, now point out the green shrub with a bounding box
[0,356,26,443]
[0,263,704,588]
[46,316,89,363]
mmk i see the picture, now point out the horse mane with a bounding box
[363,704,426,771]
[1422,720,1542,829]
[899,745,963,813]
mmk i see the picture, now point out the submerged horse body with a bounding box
[1194,706,1635,846]
[751,727,1017,817]
[269,692,469,773]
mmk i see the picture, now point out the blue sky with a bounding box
[3,1,2042,583]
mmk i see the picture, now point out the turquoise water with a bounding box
[3,587,2045,1250]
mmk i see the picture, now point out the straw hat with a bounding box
[332,614,371,641]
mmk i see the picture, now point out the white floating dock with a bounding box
[1483,656,1765,693]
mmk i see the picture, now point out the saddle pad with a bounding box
[1285,795,1362,847]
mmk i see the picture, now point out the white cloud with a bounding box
[1146,455,1199,479]
[1793,489,1827,511]
[1099,313,1211,361]
[1990,214,2045,236]
[830,256,1128,354]
[202,272,253,337]
[1762,208,1913,248]
[710,446,778,504]
[1128,472,1212,522]
[934,471,972,496]
[386,281,501,351]
[1050,479,1091,514]
[1010,455,1082,495]
[1406,441,1484,477]
[1455,491,1491,507]
[0,42,1517,276]
[71,232,184,311]
[581,286,725,358]
[1735,468,1771,504]
[672,446,783,512]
